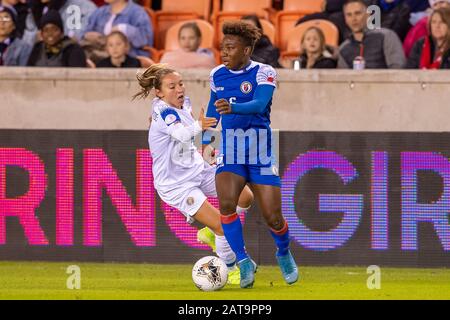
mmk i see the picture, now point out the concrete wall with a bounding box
[1,67,450,131]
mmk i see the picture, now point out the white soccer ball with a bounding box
[192,256,228,291]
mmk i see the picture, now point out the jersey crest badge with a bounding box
[240,81,252,94]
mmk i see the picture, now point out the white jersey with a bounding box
[148,97,206,194]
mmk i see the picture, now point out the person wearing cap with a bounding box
[0,5,32,65]
[22,0,96,47]
[403,0,450,57]
[27,9,86,67]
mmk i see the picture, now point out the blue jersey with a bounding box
[208,60,277,130]
[206,61,280,187]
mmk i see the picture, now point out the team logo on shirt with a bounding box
[240,81,252,94]
[164,114,178,125]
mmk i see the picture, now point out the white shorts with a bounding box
[157,164,217,223]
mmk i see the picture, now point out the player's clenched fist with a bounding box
[215,98,232,115]
[198,107,217,130]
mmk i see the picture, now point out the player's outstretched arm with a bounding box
[215,85,275,115]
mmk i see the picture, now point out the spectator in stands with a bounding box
[241,14,282,68]
[403,0,450,57]
[298,26,337,68]
[22,0,97,46]
[96,30,141,67]
[159,21,216,68]
[82,0,153,57]
[406,7,450,68]
[0,5,32,65]
[27,10,87,66]
[338,0,406,68]
[366,0,412,41]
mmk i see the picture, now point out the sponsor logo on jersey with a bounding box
[240,81,252,94]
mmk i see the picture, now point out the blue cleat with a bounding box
[276,250,299,285]
[237,258,257,289]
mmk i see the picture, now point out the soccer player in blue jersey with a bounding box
[204,21,299,288]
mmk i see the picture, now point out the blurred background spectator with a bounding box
[298,26,337,68]
[96,29,141,67]
[338,0,406,68]
[27,9,86,66]
[406,7,450,68]
[0,5,32,65]
[403,0,450,57]
[159,21,216,68]
[82,0,153,58]
[241,14,282,68]
[22,0,96,46]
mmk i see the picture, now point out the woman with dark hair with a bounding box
[406,7,450,68]
[22,0,96,46]
[241,14,282,68]
[298,26,337,68]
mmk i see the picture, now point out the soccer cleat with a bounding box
[237,258,257,289]
[276,250,299,285]
[227,266,240,285]
[196,227,216,252]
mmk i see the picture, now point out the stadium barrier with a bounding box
[1,68,450,267]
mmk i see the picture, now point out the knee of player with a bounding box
[238,186,254,208]
[219,199,238,215]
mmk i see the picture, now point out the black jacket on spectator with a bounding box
[406,37,450,69]
[251,35,282,68]
[367,0,411,41]
[96,55,141,68]
[27,36,86,67]
[299,53,337,69]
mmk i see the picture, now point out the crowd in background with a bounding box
[0,0,449,69]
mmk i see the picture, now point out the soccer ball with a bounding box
[192,256,228,291]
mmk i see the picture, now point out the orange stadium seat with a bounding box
[275,0,326,51]
[212,0,273,48]
[280,19,339,62]
[153,0,212,49]
[260,19,275,45]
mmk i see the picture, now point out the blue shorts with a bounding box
[215,154,281,187]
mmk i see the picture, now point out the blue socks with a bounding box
[270,221,290,257]
[221,213,248,262]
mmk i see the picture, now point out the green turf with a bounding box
[0,261,449,299]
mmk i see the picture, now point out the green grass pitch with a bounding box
[0,261,449,299]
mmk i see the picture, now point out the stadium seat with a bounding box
[260,19,275,45]
[275,0,326,51]
[153,0,212,49]
[212,0,273,47]
[280,19,339,63]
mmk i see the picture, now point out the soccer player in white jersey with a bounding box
[133,64,254,284]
